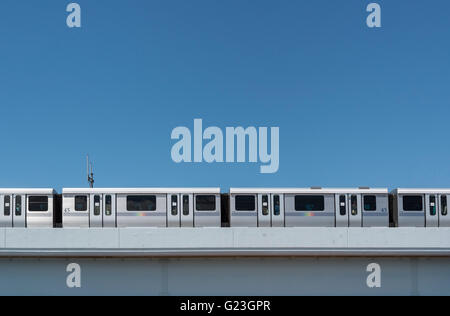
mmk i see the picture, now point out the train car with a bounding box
[0,189,58,228]
[62,188,221,228]
[229,188,389,227]
[390,189,450,227]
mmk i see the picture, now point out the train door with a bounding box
[348,194,362,227]
[257,194,271,227]
[0,195,13,227]
[89,194,103,227]
[103,194,116,228]
[335,194,362,227]
[271,194,285,227]
[167,194,180,227]
[425,194,439,227]
[180,194,194,227]
[439,194,450,227]
[335,194,349,227]
[13,194,26,227]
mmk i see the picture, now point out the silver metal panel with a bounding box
[12,195,26,228]
[231,188,388,195]
[362,194,389,227]
[116,194,167,228]
[257,194,271,227]
[62,195,89,228]
[0,195,12,228]
[271,194,284,227]
[439,195,450,227]
[335,194,348,227]
[63,188,220,195]
[393,188,450,195]
[180,194,193,228]
[425,194,439,227]
[89,194,103,228]
[26,195,53,228]
[397,194,425,227]
[167,194,180,228]
[230,194,258,227]
[284,194,335,227]
[349,194,362,227]
[193,194,221,228]
[103,194,116,228]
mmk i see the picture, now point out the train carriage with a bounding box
[62,188,221,228]
[391,189,450,227]
[0,189,58,228]
[229,188,389,227]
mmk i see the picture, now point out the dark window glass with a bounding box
[339,195,346,216]
[29,196,49,212]
[15,196,22,216]
[235,195,256,211]
[403,196,423,211]
[364,196,377,211]
[442,196,448,216]
[105,195,112,216]
[351,195,358,215]
[171,195,178,216]
[196,195,216,211]
[430,196,437,216]
[295,195,325,211]
[126,195,156,211]
[273,195,280,216]
[94,195,101,216]
[262,195,269,216]
[4,196,10,216]
[183,195,189,215]
[75,196,88,212]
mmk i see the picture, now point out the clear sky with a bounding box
[0,0,449,191]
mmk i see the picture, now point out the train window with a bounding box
[4,196,10,216]
[295,195,325,211]
[183,195,189,215]
[94,195,101,216]
[262,195,269,216]
[235,195,256,211]
[15,196,22,216]
[28,196,48,212]
[171,195,178,216]
[196,195,216,211]
[105,195,112,216]
[339,195,346,216]
[126,195,156,211]
[364,196,377,211]
[351,195,358,215]
[75,196,88,211]
[430,196,437,216]
[273,195,280,216]
[403,196,423,211]
[442,196,448,216]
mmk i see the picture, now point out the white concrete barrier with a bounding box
[0,227,450,257]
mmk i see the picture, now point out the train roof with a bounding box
[62,188,221,194]
[0,189,57,195]
[229,188,388,194]
[391,188,450,194]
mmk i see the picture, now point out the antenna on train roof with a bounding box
[87,155,94,188]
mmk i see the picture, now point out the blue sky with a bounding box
[0,0,449,191]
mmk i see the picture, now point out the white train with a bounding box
[0,187,449,228]
[62,188,221,228]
